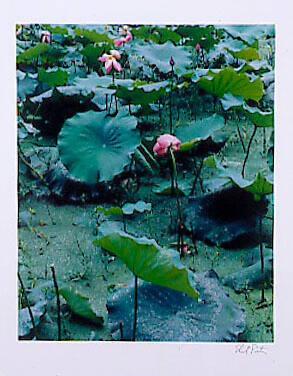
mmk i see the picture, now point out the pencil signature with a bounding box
[235,344,267,355]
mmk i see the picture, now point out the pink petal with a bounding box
[157,148,168,156]
[98,54,109,62]
[105,60,113,73]
[47,36,51,43]
[110,49,121,60]
[153,142,160,153]
[114,39,123,47]
[125,32,132,42]
[157,134,175,149]
[113,59,122,72]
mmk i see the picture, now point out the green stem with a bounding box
[170,149,182,223]
[169,67,174,134]
[50,265,62,341]
[259,217,266,303]
[242,125,257,178]
[132,275,138,341]
[18,272,36,330]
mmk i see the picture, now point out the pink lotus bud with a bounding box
[196,43,200,52]
[169,56,175,66]
[153,134,181,156]
[182,246,188,254]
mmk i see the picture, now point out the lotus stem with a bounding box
[50,264,62,341]
[263,128,266,155]
[190,158,204,195]
[241,125,257,178]
[169,66,174,134]
[18,272,36,330]
[119,320,124,340]
[236,123,246,153]
[170,149,182,222]
[259,217,266,303]
[132,275,138,341]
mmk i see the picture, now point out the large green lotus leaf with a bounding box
[226,47,260,61]
[221,25,275,45]
[38,68,69,88]
[176,25,218,51]
[133,41,192,74]
[131,25,154,41]
[17,71,38,100]
[199,67,264,102]
[74,27,113,44]
[205,156,273,200]
[73,73,133,95]
[176,114,225,144]
[59,286,104,325]
[17,43,50,63]
[94,231,199,300]
[236,60,270,75]
[221,93,273,127]
[152,26,181,44]
[116,81,169,105]
[80,44,105,68]
[58,109,139,184]
[45,25,69,35]
[225,170,273,200]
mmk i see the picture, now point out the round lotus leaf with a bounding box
[107,270,246,342]
[58,109,140,184]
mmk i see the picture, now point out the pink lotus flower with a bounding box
[98,49,122,74]
[196,43,201,52]
[114,32,132,47]
[16,25,22,36]
[119,25,130,35]
[153,134,181,156]
[41,30,51,43]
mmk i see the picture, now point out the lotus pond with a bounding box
[17,23,274,342]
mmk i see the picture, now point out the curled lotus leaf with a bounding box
[94,231,199,300]
[199,67,264,102]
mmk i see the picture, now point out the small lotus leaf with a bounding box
[59,286,104,325]
[122,201,152,215]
